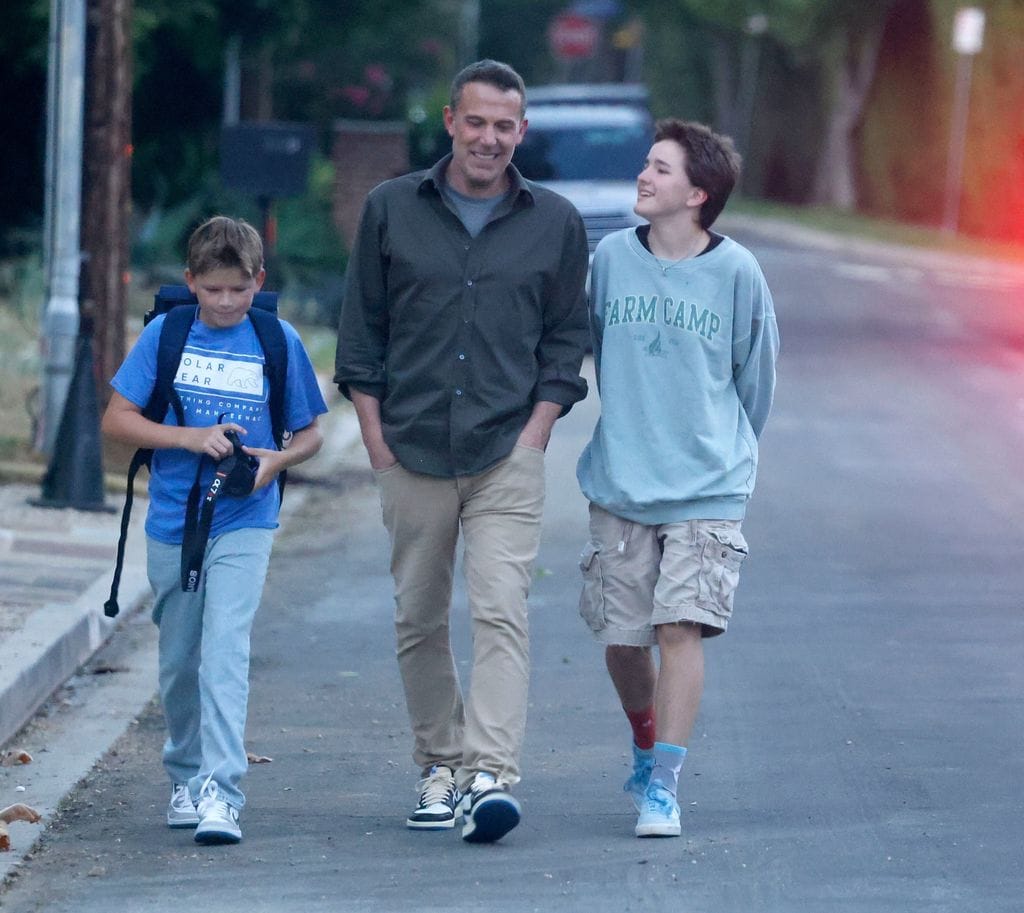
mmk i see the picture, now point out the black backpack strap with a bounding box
[246,307,289,448]
[151,305,197,426]
[246,307,290,498]
[104,448,153,617]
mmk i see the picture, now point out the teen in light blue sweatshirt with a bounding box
[576,119,779,839]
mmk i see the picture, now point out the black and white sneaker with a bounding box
[407,765,461,830]
[194,781,241,845]
[461,772,520,843]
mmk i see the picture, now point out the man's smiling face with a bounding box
[443,80,527,198]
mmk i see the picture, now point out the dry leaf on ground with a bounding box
[0,804,42,851]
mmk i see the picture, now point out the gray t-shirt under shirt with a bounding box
[444,184,507,238]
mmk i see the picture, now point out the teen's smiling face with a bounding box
[186,266,265,329]
[634,139,707,222]
[444,80,526,198]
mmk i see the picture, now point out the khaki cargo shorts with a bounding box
[578,503,749,646]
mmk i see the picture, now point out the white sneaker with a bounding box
[166,783,199,829]
[635,783,681,838]
[194,781,241,845]
[407,765,462,830]
[461,772,520,843]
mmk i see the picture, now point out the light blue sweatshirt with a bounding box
[576,229,779,523]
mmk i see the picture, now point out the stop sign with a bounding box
[548,12,600,60]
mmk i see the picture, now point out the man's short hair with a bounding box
[187,216,264,278]
[450,59,526,118]
[655,119,741,230]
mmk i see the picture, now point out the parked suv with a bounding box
[526,82,650,111]
[516,97,652,259]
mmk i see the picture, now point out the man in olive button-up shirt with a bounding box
[335,138,589,477]
[333,59,588,844]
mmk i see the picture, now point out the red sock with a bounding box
[625,706,656,750]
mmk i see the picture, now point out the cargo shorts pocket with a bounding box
[696,525,748,617]
[578,542,607,633]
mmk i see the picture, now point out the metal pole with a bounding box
[459,0,480,66]
[223,35,241,126]
[42,0,60,293]
[37,0,86,454]
[941,52,973,235]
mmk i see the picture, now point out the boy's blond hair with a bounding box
[187,216,264,278]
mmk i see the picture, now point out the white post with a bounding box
[38,0,86,454]
[942,7,985,235]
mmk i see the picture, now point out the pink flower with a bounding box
[364,64,391,87]
[341,85,370,107]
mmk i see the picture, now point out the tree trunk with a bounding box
[811,12,889,209]
[82,0,132,395]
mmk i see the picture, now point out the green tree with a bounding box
[128,0,464,212]
[0,0,49,244]
[633,0,900,208]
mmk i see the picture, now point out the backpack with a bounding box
[104,285,289,617]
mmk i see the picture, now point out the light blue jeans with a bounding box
[147,527,275,810]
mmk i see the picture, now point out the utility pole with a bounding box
[82,0,132,391]
[38,0,86,455]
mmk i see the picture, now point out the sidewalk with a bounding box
[0,398,360,752]
[0,478,148,749]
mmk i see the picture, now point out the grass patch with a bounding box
[0,302,39,460]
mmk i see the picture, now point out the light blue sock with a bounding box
[649,741,687,797]
[632,743,655,768]
[627,742,654,791]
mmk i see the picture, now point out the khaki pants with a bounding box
[376,444,545,789]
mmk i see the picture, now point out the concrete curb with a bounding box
[0,530,149,749]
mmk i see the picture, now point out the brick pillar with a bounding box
[332,119,410,249]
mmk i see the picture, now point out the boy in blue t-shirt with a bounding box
[102,216,328,845]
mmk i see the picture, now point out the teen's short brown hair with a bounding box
[186,216,264,278]
[654,120,741,230]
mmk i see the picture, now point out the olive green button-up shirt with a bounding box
[334,156,590,478]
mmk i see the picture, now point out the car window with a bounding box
[515,123,650,182]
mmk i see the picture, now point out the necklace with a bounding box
[651,233,708,273]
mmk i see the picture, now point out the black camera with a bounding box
[217,430,260,497]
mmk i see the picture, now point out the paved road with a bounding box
[3,225,1024,912]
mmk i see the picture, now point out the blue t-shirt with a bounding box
[111,308,329,544]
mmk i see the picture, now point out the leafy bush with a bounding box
[132,154,347,326]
